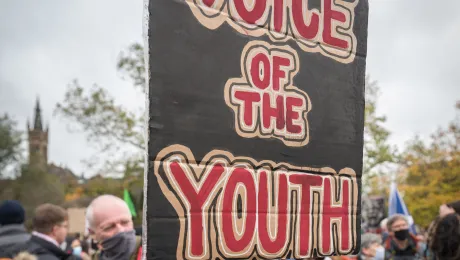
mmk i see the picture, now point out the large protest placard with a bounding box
[145,0,369,259]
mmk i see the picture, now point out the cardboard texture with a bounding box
[146,0,369,259]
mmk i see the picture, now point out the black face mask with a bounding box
[100,230,137,260]
[394,229,409,241]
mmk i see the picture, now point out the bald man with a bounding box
[86,195,142,260]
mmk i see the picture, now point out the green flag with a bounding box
[124,189,137,217]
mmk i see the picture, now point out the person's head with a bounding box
[33,204,69,245]
[71,239,82,256]
[430,213,460,260]
[387,214,410,241]
[380,218,388,233]
[440,200,460,217]
[86,195,133,242]
[360,233,384,259]
[71,238,81,248]
[0,200,25,226]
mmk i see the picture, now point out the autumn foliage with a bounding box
[401,103,460,228]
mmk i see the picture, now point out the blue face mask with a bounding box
[374,246,385,260]
[72,246,82,256]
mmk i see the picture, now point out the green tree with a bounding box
[54,43,147,215]
[54,43,145,176]
[13,164,65,227]
[362,77,399,195]
[400,102,460,228]
[82,175,124,198]
[117,43,146,92]
[0,113,23,177]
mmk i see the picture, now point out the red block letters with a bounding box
[225,41,311,147]
[154,145,358,259]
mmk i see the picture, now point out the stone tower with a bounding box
[28,98,48,169]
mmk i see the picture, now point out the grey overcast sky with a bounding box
[0,0,459,177]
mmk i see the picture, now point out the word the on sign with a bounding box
[225,42,310,147]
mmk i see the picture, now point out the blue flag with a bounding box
[388,183,417,234]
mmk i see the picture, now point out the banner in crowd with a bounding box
[146,0,369,259]
[362,196,386,232]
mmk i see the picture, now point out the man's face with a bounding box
[52,220,69,245]
[390,218,408,235]
[92,204,133,242]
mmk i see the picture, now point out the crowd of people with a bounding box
[0,197,458,260]
[0,195,142,260]
[325,200,460,260]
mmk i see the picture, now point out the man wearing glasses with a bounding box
[3,203,74,260]
[384,214,424,260]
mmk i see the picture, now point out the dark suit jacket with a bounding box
[4,235,75,260]
[0,224,31,253]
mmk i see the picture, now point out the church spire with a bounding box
[34,97,43,130]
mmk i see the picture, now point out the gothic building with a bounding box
[27,98,48,169]
[0,98,77,200]
[26,98,79,184]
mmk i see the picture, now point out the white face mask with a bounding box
[374,246,385,260]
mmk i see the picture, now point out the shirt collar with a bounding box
[32,231,59,247]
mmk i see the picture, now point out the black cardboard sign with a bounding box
[146,0,368,259]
